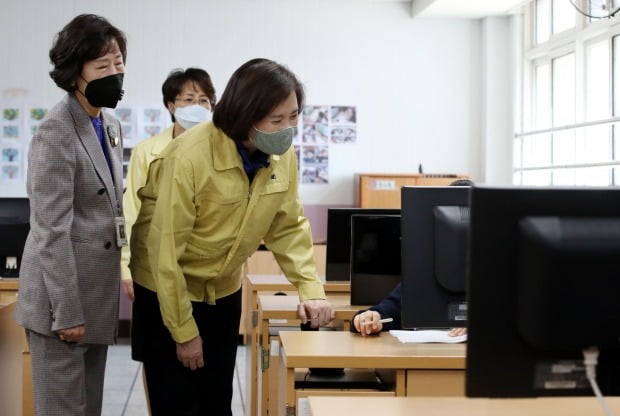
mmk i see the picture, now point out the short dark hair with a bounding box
[449,179,474,187]
[213,58,305,144]
[162,68,216,122]
[49,14,127,92]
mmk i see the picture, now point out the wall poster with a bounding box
[298,104,356,185]
[0,100,357,187]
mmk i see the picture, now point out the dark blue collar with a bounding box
[89,115,116,196]
[89,115,112,167]
[236,141,270,182]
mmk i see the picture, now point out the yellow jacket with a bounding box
[121,126,174,280]
[130,121,325,343]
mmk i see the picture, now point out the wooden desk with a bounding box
[242,274,349,343]
[308,396,620,416]
[254,294,364,416]
[240,243,328,341]
[1,299,20,416]
[0,278,18,304]
[0,279,33,416]
[243,274,350,416]
[277,331,466,416]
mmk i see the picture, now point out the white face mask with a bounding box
[174,104,211,130]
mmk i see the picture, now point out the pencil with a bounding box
[362,317,393,326]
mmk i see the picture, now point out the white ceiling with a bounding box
[411,0,530,18]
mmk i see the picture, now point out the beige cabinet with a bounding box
[355,173,470,208]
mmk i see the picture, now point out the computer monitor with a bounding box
[400,186,470,328]
[466,186,620,398]
[349,214,401,306]
[325,208,399,281]
[0,198,30,278]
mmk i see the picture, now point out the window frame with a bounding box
[516,0,620,186]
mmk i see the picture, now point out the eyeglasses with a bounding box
[175,97,211,108]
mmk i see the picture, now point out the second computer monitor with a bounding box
[400,186,470,328]
[325,208,399,281]
[349,214,401,306]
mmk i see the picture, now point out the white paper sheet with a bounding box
[389,329,467,344]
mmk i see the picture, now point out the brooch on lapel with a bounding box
[107,125,119,147]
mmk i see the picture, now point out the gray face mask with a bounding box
[251,126,297,155]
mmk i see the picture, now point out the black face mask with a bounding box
[81,73,124,108]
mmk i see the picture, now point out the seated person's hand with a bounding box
[449,327,467,337]
[353,310,383,336]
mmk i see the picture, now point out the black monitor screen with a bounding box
[0,198,30,278]
[400,186,470,328]
[325,208,399,281]
[466,186,620,398]
[349,214,401,306]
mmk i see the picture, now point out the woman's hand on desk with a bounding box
[353,311,383,336]
[297,299,335,328]
[176,335,204,371]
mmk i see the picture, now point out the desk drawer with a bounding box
[406,369,465,396]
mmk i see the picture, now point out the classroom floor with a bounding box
[102,339,247,416]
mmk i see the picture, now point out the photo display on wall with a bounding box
[0,101,170,186]
[1,103,28,183]
[297,104,356,185]
[115,106,169,181]
[0,101,355,187]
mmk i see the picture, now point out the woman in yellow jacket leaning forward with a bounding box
[129,58,335,416]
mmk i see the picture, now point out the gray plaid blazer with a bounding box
[15,93,124,345]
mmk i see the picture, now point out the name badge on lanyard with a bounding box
[115,216,128,247]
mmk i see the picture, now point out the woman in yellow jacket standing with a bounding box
[130,58,335,415]
[120,68,216,301]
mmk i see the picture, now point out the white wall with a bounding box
[0,0,517,201]
[479,15,520,186]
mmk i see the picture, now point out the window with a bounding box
[553,0,576,34]
[536,0,576,43]
[536,0,551,43]
[516,0,620,186]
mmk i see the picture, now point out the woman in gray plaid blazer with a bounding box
[14,14,127,416]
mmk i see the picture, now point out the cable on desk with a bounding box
[583,346,615,416]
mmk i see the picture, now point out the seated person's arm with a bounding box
[351,283,402,336]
